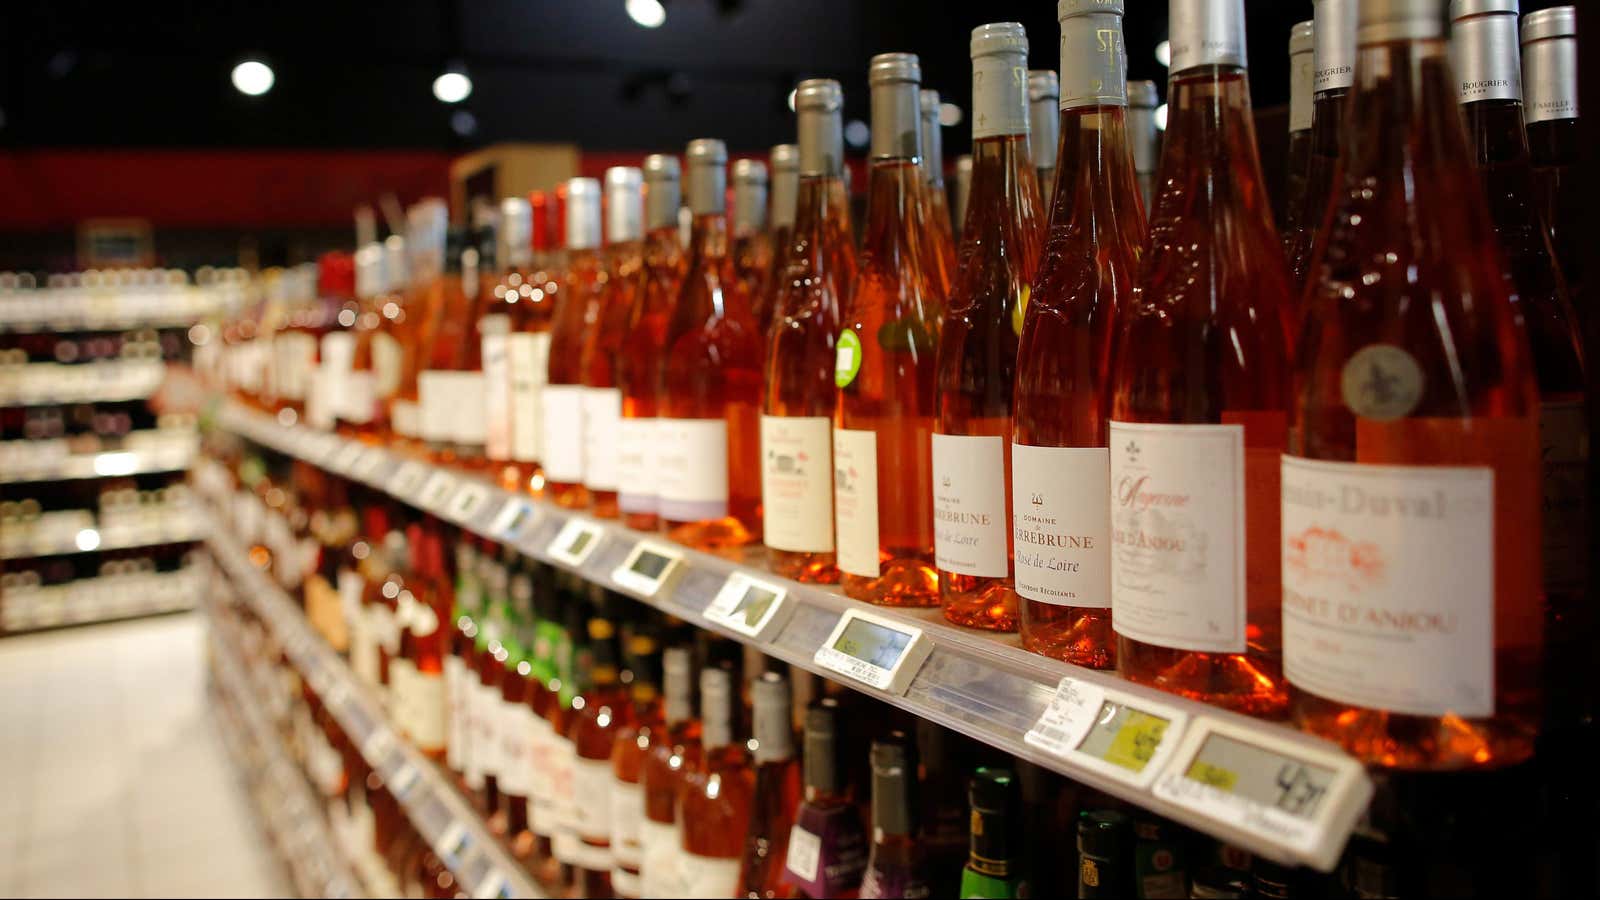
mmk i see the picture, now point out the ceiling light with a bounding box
[433,70,473,104]
[627,0,667,28]
[231,59,275,97]
[787,88,797,112]
[844,119,870,149]
[1155,40,1171,67]
[1155,103,1169,131]
[938,102,963,127]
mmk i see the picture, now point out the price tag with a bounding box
[547,518,603,567]
[488,499,537,540]
[353,447,388,482]
[389,462,427,498]
[1151,716,1372,870]
[388,763,421,799]
[703,572,792,641]
[360,728,395,762]
[333,442,365,474]
[611,540,685,598]
[813,608,932,695]
[316,433,343,463]
[447,483,491,524]
[1024,677,1188,789]
[433,821,473,868]
[472,869,513,900]
[420,471,458,509]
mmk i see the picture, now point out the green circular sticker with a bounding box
[835,330,863,388]
[1011,283,1030,337]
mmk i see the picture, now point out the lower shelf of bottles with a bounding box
[205,584,365,898]
[217,399,1374,872]
[0,565,201,633]
[205,518,545,899]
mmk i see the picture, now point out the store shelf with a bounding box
[0,285,225,334]
[204,586,365,899]
[0,439,198,484]
[217,399,1375,872]
[0,515,204,560]
[205,519,545,899]
[0,566,201,633]
[0,359,167,406]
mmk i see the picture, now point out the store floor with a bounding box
[0,613,292,898]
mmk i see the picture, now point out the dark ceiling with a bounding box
[0,0,1322,157]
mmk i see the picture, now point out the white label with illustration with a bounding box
[656,418,728,521]
[541,385,585,482]
[1011,443,1111,607]
[508,332,550,463]
[761,415,834,553]
[617,417,658,514]
[1281,456,1494,718]
[833,428,881,577]
[482,331,511,460]
[582,387,623,492]
[1108,422,1246,653]
[931,433,1009,577]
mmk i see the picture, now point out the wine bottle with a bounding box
[763,78,857,585]
[639,645,703,898]
[1109,0,1294,717]
[738,670,803,900]
[1521,6,1582,302]
[759,143,801,341]
[544,178,603,509]
[388,199,447,446]
[958,768,1021,900]
[781,697,868,899]
[1014,0,1145,668]
[1028,70,1060,206]
[660,139,765,550]
[915,92,957,313]
[952,155,973,234]
[733,158,774,328]
[569,602,634,896]
[482,198,528,490]
[860,733,930,899]
[1286,0,1543,768]
[581,167,645,519]
[419,225,490,470]
[835,54,942,607]
[1287,0,1358,290]
[680,666,755,898]
[617,156,688,532]
[1283,19,1315,242]
[334,242,387,437]
[1125,81,1161,212]
[609,629,663,899]
[934,22,1043,632]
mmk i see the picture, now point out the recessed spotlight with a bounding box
[1155,103,1169,131]
[627,0,666,28]
[451,110,479,136]
[433,69,473,104]
[1155,40,1171,67]
[231,59,274,97]
[844,119,870,149]
[938,102,962,127]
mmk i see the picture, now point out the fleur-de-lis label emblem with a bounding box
[941,476,952,488]
[1125,440,1140,463]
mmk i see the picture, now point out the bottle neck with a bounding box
[1157,64,1268,216]
[662,649,692,726]
[1049,105,1145,257]
[1452,10,1522,105]
[752,693,793,764]
[963,132,1043,252]
[689,213,729,262]
[861,159,935,322]
[870,767,914,839]
[1345,35,1475,175]
[972,52,1029,143]
[701,673,733,750]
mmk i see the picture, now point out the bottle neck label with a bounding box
[1313,0,1356,93]
[1523,34,1578,123]
[1290,44,1315,132]
[799,109,845,177]
[872,81,923,160]
[1169,0,1247,72]
[1060,11,1128,110]
[973,52,1030,139]
[1452,13,1522,104]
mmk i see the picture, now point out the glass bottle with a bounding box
[758,144,801,341]
[445,538,479,791]
[1014,0,1144,668]
[835,54,942,607]
[733,158,774,331]
[1109,0,1294,718]
[659,139,765,550]
[388,199,448,446]
[763,78,857,585]
[610,629,663,899]
[958,768,1020,900]
[1286,0,1543,768]
[1075,809,1135,898]
[543,580,590,892]
[418,225,489,470]
[524,562,564,872]
[639,645,703,898]
[1283,19,1316,242]
[859,733,929,899]
[498,557,538,861]
[952,156,973,237]
[918,89,959,308]
[781,697,868,899]
[739,670,803,900]
[617,156,688,532]
[581,167,644,519]
[483,195,554,496]
[1521,7,1582,302]
[543,177,604,509]
[568,601,634,897]
[934,24,1044,631]
[1287,0,1358,290]
[1125,82,1161,212]
[399,521,450,761]
[680,665,754,898]
[1028,70,1060,206]
[470,538,508,830]
[1453,0,1588,733]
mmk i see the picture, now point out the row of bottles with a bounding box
[208,0,1594,772]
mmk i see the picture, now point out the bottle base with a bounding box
[940,577,1019,632]
[589,491,620,519]
[843,556,940,607]
[1020,608,1116,669]
[664,516,758,554]
[1118,640,1289,718]
[767,548,841,584]
[1293,690,1538,770]
[622,511,660,532]
[547,480,591,510]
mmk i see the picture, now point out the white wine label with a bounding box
[388,658,416,738]
[497,704,535,796]
[1282,456,1495,718]
[617,417,658,514]
[390,399,420,439]
[680,852,741,898]
[343,371,376,425]
[542,385,585,482]
[549,735,578,835]
[508,332,551,463]
[761,415,834,553]
[833,428,882,577]
[639,819,681,899]
[785,823,822,881]
[443,655,467,773]
[611,869,641,899]
[527,715,557,836]
[582,387,624,492]
[572,756,615,841]
[610,780,644,868]
[474,681,502,778]
[1011,443,1112,607]
[372,332,402,399]
[408,670,446,751]
[483,333,512,460]
[657,418,729,521]
[417,371,451,444]
[931,433,1009,577]
[1108,422,1247,654]
[452,371,487,444]
[1540,399,1588,592]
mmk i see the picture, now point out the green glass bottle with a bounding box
[959,767,1021,899]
